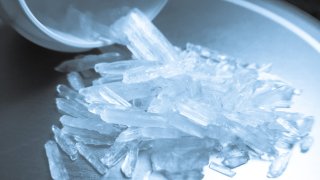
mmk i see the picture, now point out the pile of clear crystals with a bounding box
[44,9,314,180]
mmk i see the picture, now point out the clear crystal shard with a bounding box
[74,136,113,146]
[52,125,78,160]
[222,156,249,169]
[110,9,178,62]
[166,113,206,138]
[115,127,186,142]
[220,144,249,169]
[300,136,314,153]
[56,84,86,104]
[44,141,69,180]
[176,100,213,126]
[79,86,107,104]
[121,143,139,178]
[93,74,123,85]
[67,71,85,90]
[106,81,160,101]
[76,142,108,175]
[59,115,121,136]
[267,152,292,178]
[56,98,95,119]
[100,109,167,128]
[55,52,122,72]
[95,60,154,75]
[61,126,115,142]
[209,161,236,177]
[99,86,131,108]
[100,142,128,168]
[151,148,210,173]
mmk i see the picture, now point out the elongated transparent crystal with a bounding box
[209,161,236,177]
[52,125,78,160]
[95,60,154,75]
[56,98,95,119]
[106,81,160,101]
[166,113,206,138]
[121,144,139,178]
[222,156,249,169]
[176,101,213,126]
[60,115,121,136]
[93,75,123,85]
[100,109,167,128]
[110,9,178,62]
[101,142,128,168]
[115,127,186,142]
[44,141,69,180]
[99,86,131,108]
[76,143,108,175]
[151,148,210,173]
[55,52,122,72]
[67,71,85,90]
[61,126,116,142]
[74,136,113,146]
[56,84,86,104]
[267,152,292,178]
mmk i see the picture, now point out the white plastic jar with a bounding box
[0,0,167,52]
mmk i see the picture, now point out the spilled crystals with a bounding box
[44,8,314,179]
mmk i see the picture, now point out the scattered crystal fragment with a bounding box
[209,161,236,177]
[121,143,139,178]
[55,52,122,72]
[52,125,78,160]
[44,141,70,180]
[300,136,314,153]
[67,71,85,90]
[76,142,108,175]
[267,152,292,178]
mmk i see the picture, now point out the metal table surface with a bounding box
[1,0,320,179]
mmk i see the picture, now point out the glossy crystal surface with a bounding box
[44,8,314,179]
